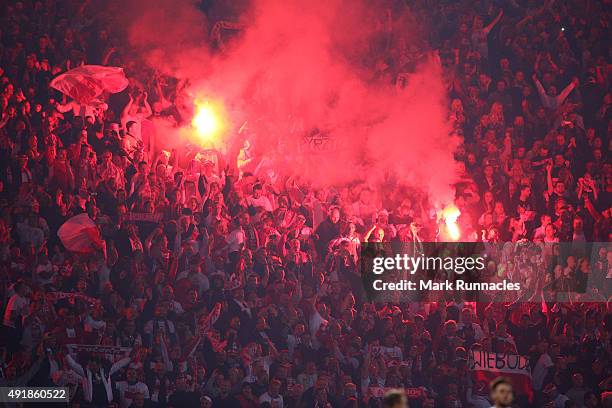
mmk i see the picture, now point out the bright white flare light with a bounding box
[441,204,461,241]
[192,103,220,139]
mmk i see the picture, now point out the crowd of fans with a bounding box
[0,0,610,407]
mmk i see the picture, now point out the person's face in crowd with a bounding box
[343,382,357,398]
[443,394,461,407]
[573,217,583,232]
[519,185,531,200]
[219,379,231,395]
[154,304,167,319]
[239,212,250,227]
[572,373,584,387]
[330,208,340,224]
[579,259,590,273]
[384,333,397,347]
[57,149,67,162]
[252,185,263,199]
[269,379,281,396]
[514,70,525,84]
[152,102,163,116]
[126,367,138,384]
[478,74,489,88]
[491,382,513,407]
[123,320,136,335]
[162,285,174,300]
[554,154,566,167]
[241,384,254,399]
[585,393,599,408]
[22,101,31,116]
[156,163,167,178]
[545,224,556,239]
[422,398,435,408]
[590,135,602,149]
[554,180,566,196]
[593,148,603,162]
[129,392,144,407]
[4,83,14,97]
[494,202,505,217]
[175,376,188,391]
[256,316,268,331]
[38,36,49,50]
[84,356,102,374]
[445,321,457,337]
[229,316,241,330]
[17,155,28,169]
[76,277,89,292]
[371,227,384,242]
[278,196,288,209]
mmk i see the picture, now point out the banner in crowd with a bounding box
[368,387,425,399]
[47,292,101,306]
[469,350,533,401]
[66,344,132,362]
[123,212,163,223]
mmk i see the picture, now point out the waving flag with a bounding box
[57,213,104,253]
[50,65,128,104]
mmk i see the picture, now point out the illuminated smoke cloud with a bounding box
[120,0,460,204]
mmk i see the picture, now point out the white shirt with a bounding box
[227,227,245,253]
[532,353,554,391]
[458,322,486,340]
[116,381,150,408]
[259,392,283,407]
[3,293,29,327]
[247,195,273,212]
[380,345,403,361]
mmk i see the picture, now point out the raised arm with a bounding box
[121,94,134,122]
[109,356,131,376]
[142,92,153,118]
[546,160,554,196]
[555,78,578,106]
[483,8,503,35]
[532,74,548,101]
[65,353,85,377]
